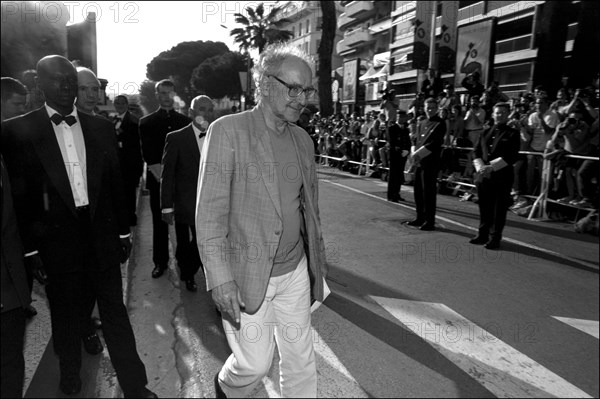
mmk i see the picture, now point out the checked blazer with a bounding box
[195,107,328,314]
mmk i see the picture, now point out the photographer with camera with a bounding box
[546,109,595,207]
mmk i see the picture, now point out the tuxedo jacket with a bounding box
[415,115,446,169]
[160,124,200,226]
[1,107,129,275]
[1,156,31,313]
[116,111,143,185]
[474,123,521,181]
[139,108,191,190]
[196,107,328,314]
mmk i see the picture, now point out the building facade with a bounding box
[276,1,345,109]
[336,0,587,114]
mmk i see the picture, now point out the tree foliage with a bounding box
[191,52,248,99]
[1,1,69,78]
[230,3,293,53]
[145,41,229,104]
[138,80,159,114]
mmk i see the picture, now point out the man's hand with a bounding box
[148,164,161,181]
[161,211,174,225]
[401,150,409,157]
[480,165,493,178]
[120,236,132,263]
[212,281,246,325]
[24,254,47,285]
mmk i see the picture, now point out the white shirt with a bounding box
[114,112,126,130]
[192,123,207,153]
[45,104,89,207]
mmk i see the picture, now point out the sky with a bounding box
[68,1,279,97]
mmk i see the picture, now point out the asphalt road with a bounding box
[22,164,599,398]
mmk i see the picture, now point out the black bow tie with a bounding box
[51,113,77,126]
[199,132,206,139]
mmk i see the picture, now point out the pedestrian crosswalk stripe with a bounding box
[552,317,599,339]
[371,296,592,398]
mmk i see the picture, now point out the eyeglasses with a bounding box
[268,75,316,99]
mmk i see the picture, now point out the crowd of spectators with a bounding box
[302,72,599,214]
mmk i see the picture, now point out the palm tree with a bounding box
[230,3,293,53]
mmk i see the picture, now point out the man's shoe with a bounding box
[124,387,158,398]
[388,198,399,203]
[59,373,82,395]
[405,219,424,227]
[152,265,167,278]
[91,316,102,330]
[469,235,489,245]
[419,223,435,231]
[397,196,406,202]
[82,333,104,355]
[572,199,593,208]
[557,196,575,203]
[484,239,501,250]
[185,279,197,292]
[214,372,227,399]
[24,304,38,318]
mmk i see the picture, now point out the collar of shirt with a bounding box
[117,112,127,119]
[192,123,206,152]
[45,103,79,123]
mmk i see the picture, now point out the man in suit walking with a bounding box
[1,155,32,398]
[139,80,190,279]
[114,95,143,227]
[470,102,521,249]
[386,112,412,202]
[1,55,155,398]
[405,97,446,230]
[197,43,328,398]
[160,95,214,292]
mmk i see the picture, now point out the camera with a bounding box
[379,88,396,101]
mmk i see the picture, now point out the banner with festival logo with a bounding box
[412,1,435,70]
[437,1,459,73]
[342,59,359,103]
[454,18,496,88]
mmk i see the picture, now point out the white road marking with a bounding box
[322,178,599,271]
[552,317,600,339]
[371,296,592,398]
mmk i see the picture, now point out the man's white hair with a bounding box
[252,42,314,102]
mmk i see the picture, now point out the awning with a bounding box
[359,64,389,81]
[370,64,389,79]
[359,65,378,81]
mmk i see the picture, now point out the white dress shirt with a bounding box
[45,104,89,207]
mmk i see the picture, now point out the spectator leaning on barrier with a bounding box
[522,97,560,195]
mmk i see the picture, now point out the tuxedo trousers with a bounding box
[476,173,513,240]
[1,308,26,398]
[174,222,202,281]
[414,165,439,224]
[218,254,316,398]
[44,208,147,395]
[388,150,407,201]
[148,182,170,267]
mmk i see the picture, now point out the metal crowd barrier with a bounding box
[314,146,599,221]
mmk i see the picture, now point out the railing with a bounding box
[314,144,599,220]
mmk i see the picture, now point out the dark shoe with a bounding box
[124,387,158,398]
[405,219,424,227]
[397,196,406,202]
[185,279,197,292]
[59,373,82,395]
[388,198,399,203]
[469,235,489,245]
[24,304,38,318]
[152,265,167,278]
[419,223,435,231]
[214,372,227,399]
[82,333,104,355]
[484,239,501,250]
[90,316,102,330]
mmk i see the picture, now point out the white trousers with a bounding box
[218,255,316,398]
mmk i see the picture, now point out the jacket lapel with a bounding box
[248,108,282,220]
[490,127,505,153]
[32,109,78,216]
[185,125,201,162]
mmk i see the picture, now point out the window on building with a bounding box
[316,17,322,31]
[292,26,295,38]
[316,39,321,50]
[306,19,310,33]
[299,22,303,35]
